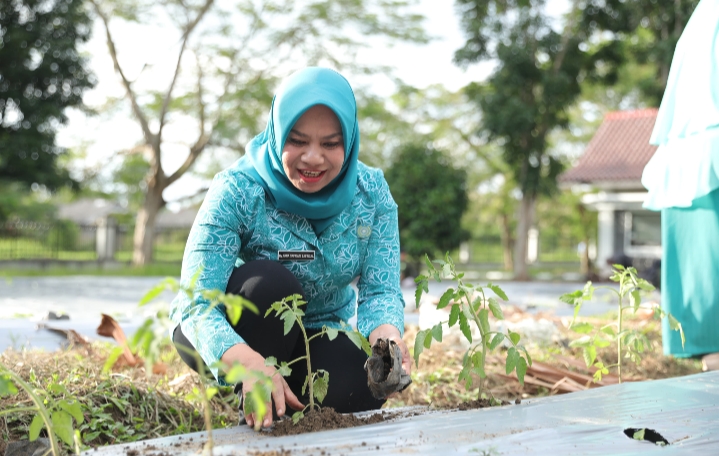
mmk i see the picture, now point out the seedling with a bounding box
[414,254,531,399]
[264,294,371,424]
[560,264,685,383]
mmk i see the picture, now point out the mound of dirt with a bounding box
[269,407,387,436]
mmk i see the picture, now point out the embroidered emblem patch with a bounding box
[357,225,372,238]
[278,250,315,261]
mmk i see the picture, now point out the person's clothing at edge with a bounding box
[173,260,385,413]
[169,66,405,384]
[640,0,719,357]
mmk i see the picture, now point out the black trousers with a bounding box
[173,260,384,413]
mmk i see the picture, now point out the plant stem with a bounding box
[192,354,214,456]
[297,317,314,409]
[0,365,61,456]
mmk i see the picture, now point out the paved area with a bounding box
[0,276,646,353]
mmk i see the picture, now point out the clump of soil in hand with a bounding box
[366,339,392,383]
[270,407,386,436]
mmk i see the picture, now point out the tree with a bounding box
[88,0,427,266]
[582,0,700,106]
[0,0,94,219]
[455,0,592,280]
[384,143,468,269]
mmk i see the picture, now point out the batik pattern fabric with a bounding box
[169,161,404,383]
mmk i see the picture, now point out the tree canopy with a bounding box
[0,0,94,191]
[385,143,468,263]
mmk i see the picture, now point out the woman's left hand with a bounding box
[368,324,411,376]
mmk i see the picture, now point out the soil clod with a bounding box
[270,407,386,436]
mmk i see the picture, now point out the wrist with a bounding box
[221,343,264,370]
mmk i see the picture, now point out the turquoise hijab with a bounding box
[238,67,360,234]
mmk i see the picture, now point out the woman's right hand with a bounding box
[221,344,304,428]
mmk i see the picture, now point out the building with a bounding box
[560,109,661,276]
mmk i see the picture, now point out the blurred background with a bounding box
[0,0,695,283]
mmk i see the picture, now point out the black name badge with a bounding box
[278,250,315,261]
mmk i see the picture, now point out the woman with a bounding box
[169,67,411,428]
[642,0,719,369]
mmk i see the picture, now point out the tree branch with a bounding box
[157,0,215,137]
[88,0,154,146]
[552,0,580,74]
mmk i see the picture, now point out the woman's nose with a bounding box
[302,143,323,165]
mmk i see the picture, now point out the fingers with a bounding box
[282,379,304,411]
[270,377,287,421]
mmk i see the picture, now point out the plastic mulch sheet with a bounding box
[86,370,719,455]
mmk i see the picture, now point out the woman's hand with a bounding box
[221,344,304,429]
[368,324,411,376]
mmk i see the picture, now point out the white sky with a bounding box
[56,0,570,208]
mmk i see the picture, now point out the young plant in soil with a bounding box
[560,264,685,383]
[264,293,371,424]
[414,254,531,400]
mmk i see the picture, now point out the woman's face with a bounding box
[282,104,345,193]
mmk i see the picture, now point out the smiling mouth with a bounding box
[300,170,325,178]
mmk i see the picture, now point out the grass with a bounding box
[0,343,238,455]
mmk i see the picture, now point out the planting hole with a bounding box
[624,428,669,446]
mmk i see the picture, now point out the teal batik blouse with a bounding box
[169,161,405,383]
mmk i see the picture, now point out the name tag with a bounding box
[278,250,315,261]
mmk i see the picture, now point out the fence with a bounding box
[0,219,189,263]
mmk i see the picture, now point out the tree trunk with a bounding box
[132,182,166,266]
[500,212,514,271]
[513,193,536,281]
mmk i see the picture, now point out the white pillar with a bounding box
[527,227,538,264]
[459,241,470,263]
[96,217,117,261]
[596,207,615,276]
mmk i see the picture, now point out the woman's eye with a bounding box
[324,141,342,149]
[288,138,306,146]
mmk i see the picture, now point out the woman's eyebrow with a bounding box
[289,129,343,140]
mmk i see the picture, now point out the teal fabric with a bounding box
[642,0,719,210]
[239,67,360,233]
[169,162,405,383]
[662,188,719,356]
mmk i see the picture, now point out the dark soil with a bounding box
[270,407,387,437]
[456,398,511,410]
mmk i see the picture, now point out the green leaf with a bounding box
[225,364,248,384]
[139,281,168,306]
[630,290,641,312]
[471,351,485,378]
[414,330,429,366]
[478,309,490,336]
[325,327,339,341]
[505,347,519,375]
[313,371,329,404]
[280,311,295,335]
[487,297,504,320]
[278,362,292,377]
[430,323,443,343]
[569,335,592,348]
[0,375,18,396]
[593,338,611,348]
[29,414,44,441]
[583,345,597,367]
[448,304,460,327]
[265,356,278,367]
[600,325,616,337]
[423,330,434,349]
[48,383,69,396]
[570,322,594,334]
[102,346,125,374]
[59,400,84,424]
[633,429,646,441]
[489,333,505,350]
[508,330,520,346]
[415,275,429,308]
[292,411,304,424]
[559,290,583,305]
[613,264,626,271]
[344,330,369,354]
[516,356,528,385]
[52,410,74,446]
[437,288,454,310]
[487,283,508,301]
[519,345,533,366]
[424,254,434,273]
[458,312,472,343]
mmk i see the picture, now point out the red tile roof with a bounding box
[560,109,658,183]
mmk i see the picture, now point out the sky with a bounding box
[56,0,570,208]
